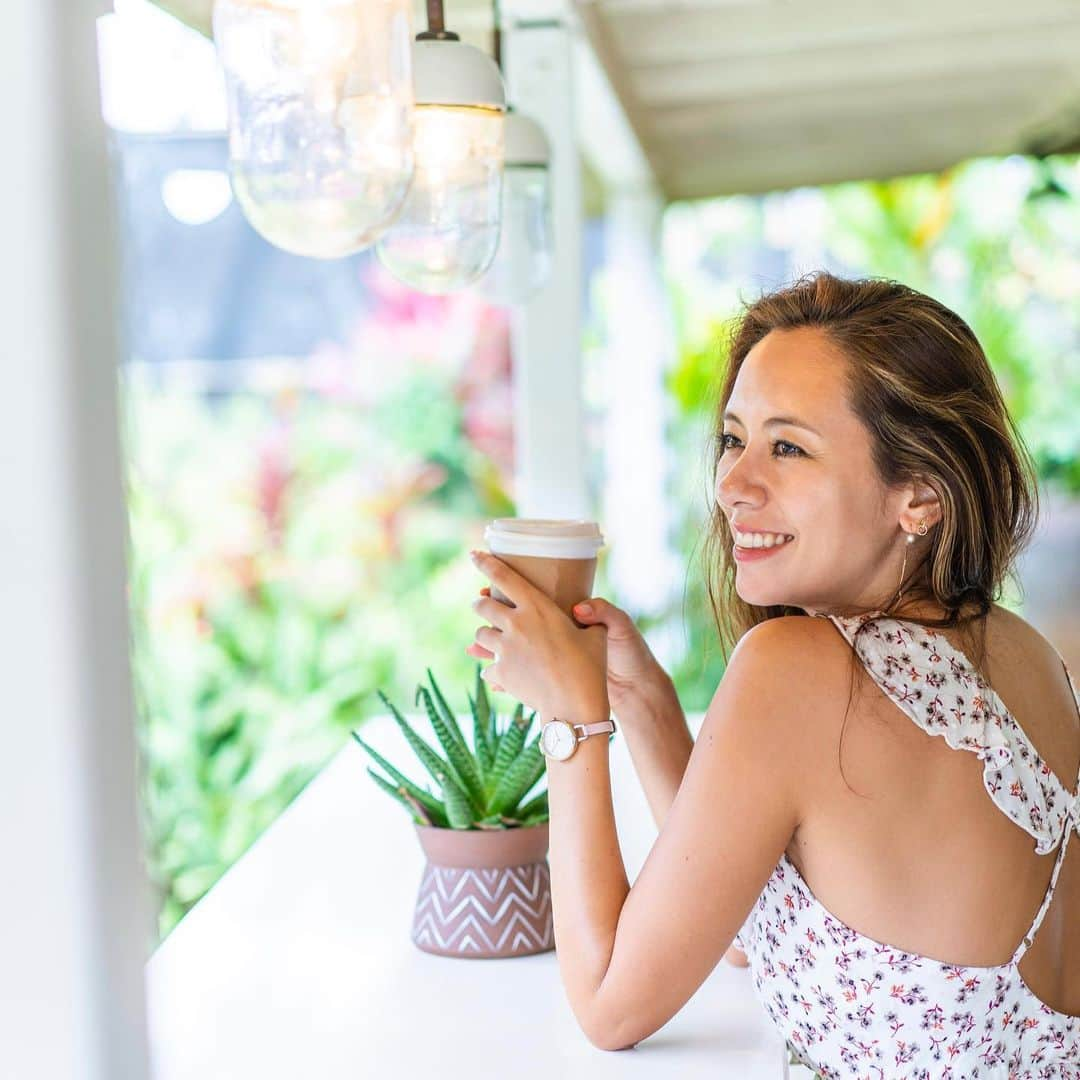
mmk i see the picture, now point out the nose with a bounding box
[715,445,767,514]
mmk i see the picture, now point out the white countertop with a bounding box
[146,711,790,1079]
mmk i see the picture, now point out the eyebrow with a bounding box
[722,411,823,438]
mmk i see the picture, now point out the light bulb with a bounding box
[375,40,506,294]
[474,110,553,305]
[213,0,415,258]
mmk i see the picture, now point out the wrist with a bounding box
[611,669,678,724]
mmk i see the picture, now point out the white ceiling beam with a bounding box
[662,116,1037,199]
[645,74,1057,138]
[606,3,1080,66]
[633,25,1080,107]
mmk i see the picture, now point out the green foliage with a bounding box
[122,302,516,939]
[354,667,548,830]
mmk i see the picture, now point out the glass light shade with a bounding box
[213,0,415,258]
[376,104,505,294]
[476,164,553,304]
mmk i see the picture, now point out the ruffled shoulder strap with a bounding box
[824,612,1080,856]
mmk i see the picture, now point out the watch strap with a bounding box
[574,718,616,739]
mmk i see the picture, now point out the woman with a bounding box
[467,271,1079,1077]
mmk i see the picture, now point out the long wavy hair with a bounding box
[700,271,1040,779]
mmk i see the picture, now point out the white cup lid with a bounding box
[484,518,604,559]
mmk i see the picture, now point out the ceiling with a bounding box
[152,0,1080,202]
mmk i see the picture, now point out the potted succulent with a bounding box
[352,665,554,959]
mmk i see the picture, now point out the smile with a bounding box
[733,531,794,562]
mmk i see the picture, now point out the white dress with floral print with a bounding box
[733,613,1080,1079]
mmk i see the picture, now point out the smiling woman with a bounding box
[704,271,1038,658]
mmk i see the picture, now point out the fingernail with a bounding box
[575,603,592,616]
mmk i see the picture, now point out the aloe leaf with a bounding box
[365,768,435,827]
[468,693,493,778]
[515,790,548,820]
[484,704,531,806]
[422,669,472,761]
[435,767,475,829]
[377,689,458,796]
[476,664,496,751]
[351,732,449,827]
[489,743,546,816]
[415,686,485,815]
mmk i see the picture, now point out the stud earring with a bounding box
[917,520,929,536]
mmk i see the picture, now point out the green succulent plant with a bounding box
[352,664,549,830]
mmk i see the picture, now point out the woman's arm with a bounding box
[614,673,693,832]
[615,676,750,968]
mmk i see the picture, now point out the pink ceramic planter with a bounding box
[411,822,555,959]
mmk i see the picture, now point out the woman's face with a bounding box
[714,326,916,615]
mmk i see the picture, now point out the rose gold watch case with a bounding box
[541,719,578,761]
[541,718,616,761]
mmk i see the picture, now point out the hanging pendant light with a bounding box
[475,106,553,304]
[213,0,416,258]
[375,2,507,295]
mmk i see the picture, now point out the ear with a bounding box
[898,477,942,533]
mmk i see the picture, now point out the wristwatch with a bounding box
[540,716,617,762]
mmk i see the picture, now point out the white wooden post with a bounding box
[502,20,589,518]
[600,190,685,665]
[0,4,152,1078]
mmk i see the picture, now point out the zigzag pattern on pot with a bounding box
[412,863,553,954]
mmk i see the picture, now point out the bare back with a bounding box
[786,604,1080,1016]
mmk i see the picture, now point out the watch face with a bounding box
[541,721,576,761]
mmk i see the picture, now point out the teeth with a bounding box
[733,529,793,549]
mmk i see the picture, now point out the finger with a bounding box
[469,550,535,608]
[480,665,503,692]
[471,594,512,628]
[475,625,502,652]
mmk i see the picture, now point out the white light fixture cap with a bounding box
[505,107,551,167]
[413,39,506,110]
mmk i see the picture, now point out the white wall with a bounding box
[0,3,151,1078]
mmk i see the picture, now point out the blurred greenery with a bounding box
[123,278,518,939]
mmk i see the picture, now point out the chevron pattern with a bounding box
[411,859,555,958]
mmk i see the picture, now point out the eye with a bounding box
[773,440,805,458]
[718,432,741,452]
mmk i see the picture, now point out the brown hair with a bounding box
[700,271,1040,783]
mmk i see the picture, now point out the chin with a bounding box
[733,579,792,609]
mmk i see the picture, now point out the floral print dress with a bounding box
[733,613,1080,1079]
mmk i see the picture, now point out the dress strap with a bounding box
[1011,823,1074,965]
[820,612,1080,854]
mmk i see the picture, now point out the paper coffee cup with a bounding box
[483,519,605,616]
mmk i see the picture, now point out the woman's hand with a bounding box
[468,589,671,715]
[466,550,608,722]
[569,597,672,712]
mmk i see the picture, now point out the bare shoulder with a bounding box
[716,616,857,761]
[982,604,1076,687]
[727,615,856,701]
